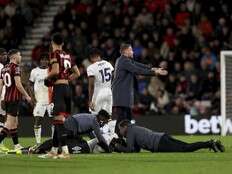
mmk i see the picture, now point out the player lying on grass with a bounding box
[12,111,117,155]
[111,120,225,153]
[28,119,117,155]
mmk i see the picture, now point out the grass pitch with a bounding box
[0,136,232,174]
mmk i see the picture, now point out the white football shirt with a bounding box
[87,60,114,96]
[29,67,52,104]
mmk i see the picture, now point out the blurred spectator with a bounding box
[72,84,88,113]
[155,88,170,114]
[0,0,47,50]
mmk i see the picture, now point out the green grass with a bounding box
[0,136,232,174]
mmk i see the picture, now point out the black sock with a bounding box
[56,124,67,147]
[52,126,59,147]
[10,129,19,145]
[0,127,9,143]
[0,114,5,129]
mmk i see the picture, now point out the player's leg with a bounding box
[5,102,22,150]
[0,114,8,152]
[0,114,5,146]
[0,114,5,130]
[47,103,54,137]
[100,89,112,115]
[158,134,218,152]
[57,85,72,157]
[33,103,46,145]
[0,101,6,149]
[93,89,110,114]
[0,100,6,131]
[0,115,17,148]
[51,84,70,158]
[47,85,63,157]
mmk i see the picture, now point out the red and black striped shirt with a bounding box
[49,50,75,80]
[0,63,22,102]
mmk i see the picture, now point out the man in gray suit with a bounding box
[112,43,167,132]
[112,120,225,153]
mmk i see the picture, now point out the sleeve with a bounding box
[29,69,35,82]
[14,65,21,76]
[117,130,135,153]
[92,118,107,144]
[122,59,154,76]
[133,61,151,69]
[87,66,95,77]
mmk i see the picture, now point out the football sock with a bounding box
[34,125,42,144]
[0,127,8,144]
[10,129,19,145]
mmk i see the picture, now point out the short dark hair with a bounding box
[52,32,64,45]
[40,52,49,61]
[97,109,110,119]
[8,49,19,58]
[89,48,102,58]
[0,48,6,55]
[118,119,131,128]
[120,43,132,54]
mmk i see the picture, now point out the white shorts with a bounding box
[33,103,54,117]
[91,88,112,115]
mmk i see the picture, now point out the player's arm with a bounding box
[114,135,135,153]
[123,59,167,76]
[133,61,152,69]
[15,76,31,102]
[69,65,80,81]
[92,119,111,152]
[47,58,59,79]
[88,76,95,110]
[28,70,36,103]
[28,81,36,104]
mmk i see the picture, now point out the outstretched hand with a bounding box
[152,68,168,76]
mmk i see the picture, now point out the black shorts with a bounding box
[52,84,71,117]
[5,101,20,117]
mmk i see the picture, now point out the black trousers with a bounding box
[112,106,132,134]
[158,134,211,152]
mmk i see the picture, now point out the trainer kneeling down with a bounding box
[64,110,111,153]
[113,120,225,153]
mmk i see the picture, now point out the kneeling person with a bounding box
[114,120,225,153]
[64,110,111,152]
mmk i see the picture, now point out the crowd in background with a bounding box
[0,0,47,50]
[3,0,232,117]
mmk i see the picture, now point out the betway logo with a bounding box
[185,115,232,134]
